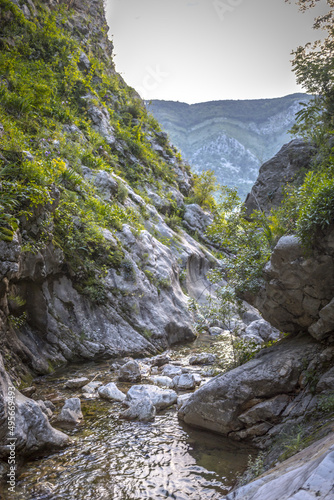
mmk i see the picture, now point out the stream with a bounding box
[4,333,256,500]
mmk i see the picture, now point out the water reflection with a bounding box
[4,334,255,499]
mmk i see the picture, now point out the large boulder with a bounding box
[0,355,70,458]
[178,335,322,441]
[244,139,316,216]
[255,234,334,336]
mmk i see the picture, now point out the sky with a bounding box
[104,0,329,104]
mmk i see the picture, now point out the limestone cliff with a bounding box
[0,0,219,457]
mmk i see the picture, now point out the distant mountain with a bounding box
[146,94,312,199]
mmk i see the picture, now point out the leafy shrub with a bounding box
[188,170,218,210]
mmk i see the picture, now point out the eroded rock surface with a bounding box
[178,335,330,443]
[225,434,334,500]
[255,231,334,337]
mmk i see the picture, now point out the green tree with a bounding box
[191,170,218,210]
[286,0,334,137]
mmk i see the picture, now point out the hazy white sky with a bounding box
[104,0,328,104]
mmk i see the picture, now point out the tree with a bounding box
[191,170,218,210]
[286,0,334,136]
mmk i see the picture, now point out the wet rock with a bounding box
[149,376,174,388]
[161,364,183,378]
[120,396,156,422]
[64,377,89,389]
[150,354,171,367]
[82,381,103,394]
[118,360,142,383]
[0,355,70,458]
[125,384,177,410]
[98,383,125,402]
[56,398,83,426]
[32,482,55,496]
[21,386,36,397]
[172,373,196,391]
[189,353,216,365]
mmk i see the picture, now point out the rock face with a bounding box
[225,434,334,500]
[179,335,332,443]
[244,139,316,215]
[255,231,334,337]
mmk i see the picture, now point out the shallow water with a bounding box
[4,335,255,500]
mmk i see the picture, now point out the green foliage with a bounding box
[188,170,218,210]
[207,187,271,295]
[287,1,334,138]
[318,393,334,413]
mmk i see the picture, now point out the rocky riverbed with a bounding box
[1,333,256,500]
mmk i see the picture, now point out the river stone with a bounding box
[120,396,156,422]
[56,398,83,425]
[64,377,89,389]
[161,364,183,378]
[149,375,174,388]
[82,381,103,394]
[172,373,196,391]
[125,384,177,410]
[98,382,126,402]
[189,353,216,365]
[243,319,280,343]
[21,386,36,397]
[118,360,142,383]
[150,354,171,367]
[208,327,225,336]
